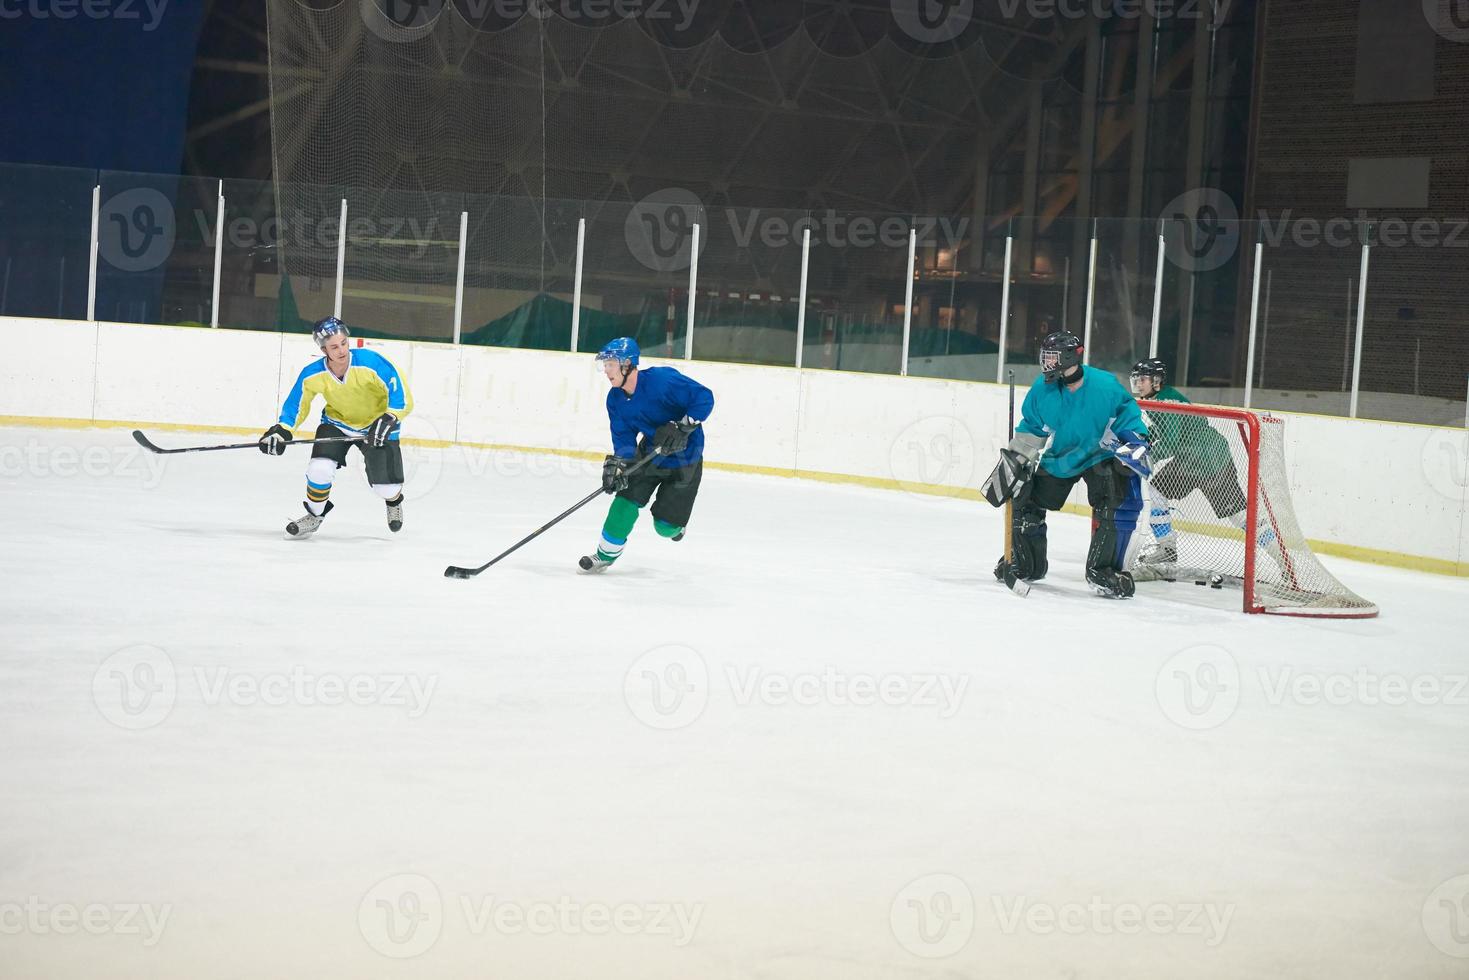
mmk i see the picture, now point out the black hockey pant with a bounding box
[1010,458,1143,581]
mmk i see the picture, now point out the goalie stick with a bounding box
[131,430,362,455]
[1000,371,1030,598]
[444,449,664,580]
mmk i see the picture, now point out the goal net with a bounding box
[1131,400,1378,618]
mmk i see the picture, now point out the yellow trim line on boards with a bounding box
[2,413,1462,577]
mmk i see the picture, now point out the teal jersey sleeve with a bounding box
[1016,382,1048,440]
[1112,384,1147,438]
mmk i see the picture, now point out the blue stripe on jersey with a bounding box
[278,359,329,427]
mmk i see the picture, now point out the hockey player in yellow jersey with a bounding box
[259,317,414,538]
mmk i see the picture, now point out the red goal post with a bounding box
[1134,400,1378,619]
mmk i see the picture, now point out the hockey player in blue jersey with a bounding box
[982,332,1149,598]
[259,317,413,538]
[579,338,715,573]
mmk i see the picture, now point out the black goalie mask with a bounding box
[1040,332,1084,383]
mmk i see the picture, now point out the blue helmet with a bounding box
[596,337,640,368]
[312,316,349,348]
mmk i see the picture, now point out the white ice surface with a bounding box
[2,424,1468,979]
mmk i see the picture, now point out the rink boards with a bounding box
[1,314,1465,576]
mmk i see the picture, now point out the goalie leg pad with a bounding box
[1083,459,1143,574]
[1010,502,1049,581]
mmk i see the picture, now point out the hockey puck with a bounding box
[1194,579,1208,587]
[1210,574,1224,589]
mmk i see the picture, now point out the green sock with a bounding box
[653,518,684,539]
[596,497,641,562]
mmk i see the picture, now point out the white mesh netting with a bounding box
[259,2,1065,340]
[1133,400,1378,618]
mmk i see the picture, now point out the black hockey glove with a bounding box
[259,424,293,456]
[981,448,1036,507]
[602,455,632,495]
[652,417,700,456]
[367,413,399,449]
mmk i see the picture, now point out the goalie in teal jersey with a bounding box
[983,332,1149,599]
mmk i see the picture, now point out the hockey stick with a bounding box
[1001,371,1030,598]
[131,430,363,455]
[444,449,664,580]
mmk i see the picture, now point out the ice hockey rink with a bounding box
[2,423,1468,979]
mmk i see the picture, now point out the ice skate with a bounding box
[578,552,616,573]
[286,501,333,538]
[1086,567,1135,599]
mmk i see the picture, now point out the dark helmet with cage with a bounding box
[1129,358,1168,397]
[1039,331,1084,384]
[312,316,349,349]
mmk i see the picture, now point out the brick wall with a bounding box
[1245,0,1469,403]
